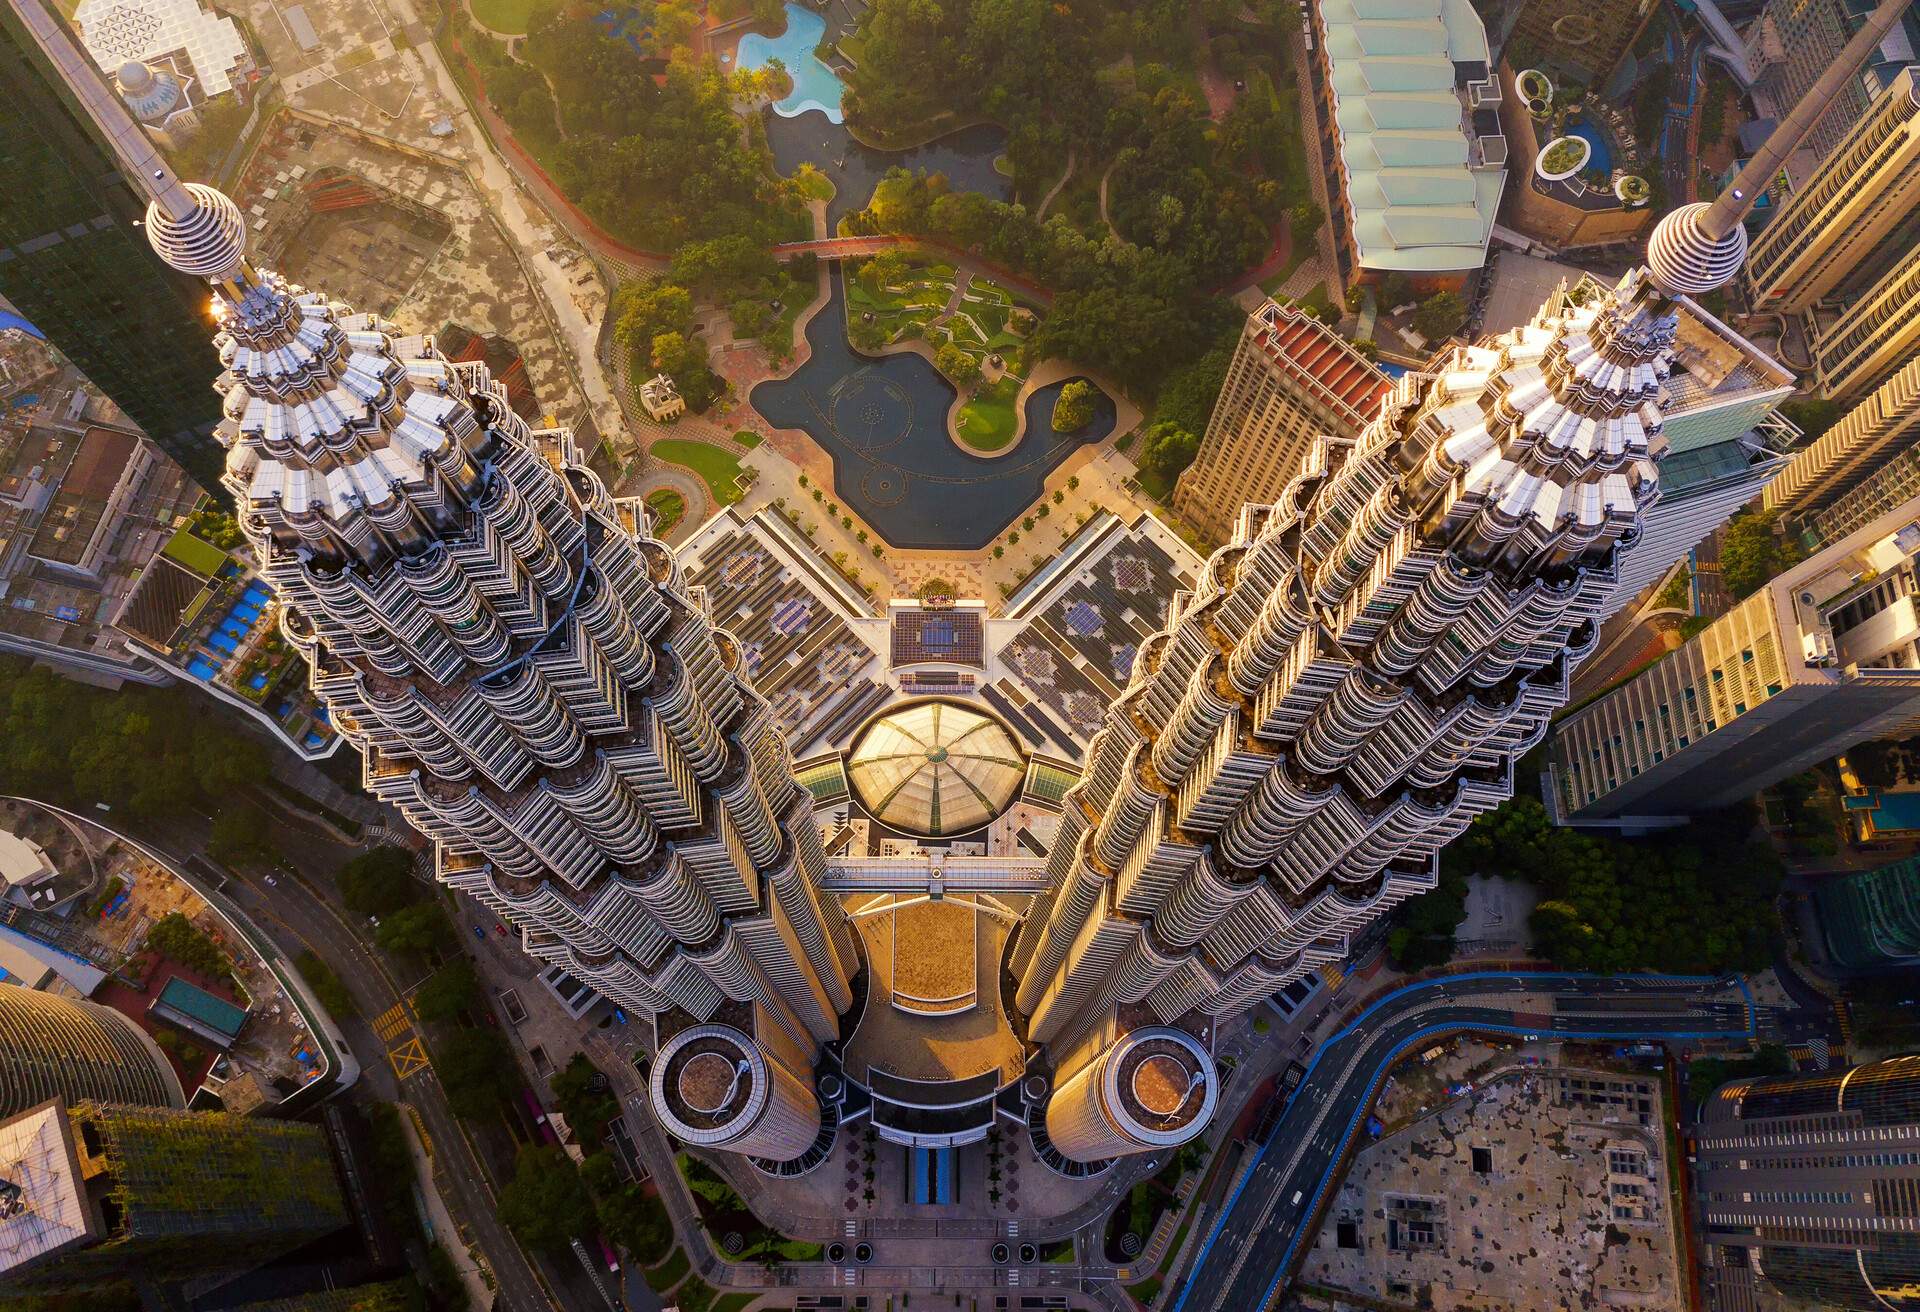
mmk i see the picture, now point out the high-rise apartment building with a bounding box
[1014,264,1688,1162]
[1809,257,1920,404]
[1765,356,1920,529]
[1743,0,1918,181]
[0,983,185,1116]
[1695,1055,1920,1312]
[1548,485,1920,827]
[1745,66,1920,317]
[1172,301,1389,546]
[0,2,225,492]
[1814,853,1920,966]
[0,1098,350,1290]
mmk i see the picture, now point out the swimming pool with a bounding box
[1566,119,1613,175]
[188,656,221,680]
[736,3,844,123]
[208,632,240,655]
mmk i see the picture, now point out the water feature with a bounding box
[737,3,844,122]
[752,269,1113,550]
[765,113,1011,228]
[1566,118,1614,174]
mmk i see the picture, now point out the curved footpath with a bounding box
[1171,971,1760,1312]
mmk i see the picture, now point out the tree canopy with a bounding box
[0,657,269,820]
[1052,380,1096,432]
[1449,796,1779,975]
[500,1146,597,1253]
[1721,510,1803,600]
[338,846,423,919]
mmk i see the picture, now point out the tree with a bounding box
[583,1154,674,1263]
[208,806,274,866]
[413,957,480,1023]
[1380,273,1414,308]
[1412,291,1467,342]
[1781,396,1846,443]
[295,950,355,1017]
[1137,420,1200,482]
[1052,380,1097,432]
[551,1053,619,1143]
[859,250,910,293]
[500,1147,597,1252]
[612,282,693,357]
[144,912,229,980]
[1721,509,1801,599]
[375,903,453,958]
[934,342,980,383]
[338,846,421,918]
[438,1029,516,1120]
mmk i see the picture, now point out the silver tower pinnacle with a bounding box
[1644,0,1911,297]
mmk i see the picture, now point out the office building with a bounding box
[1767,357,1920,529]
[1809,256,1920,404]
[0,1098,349,1290]
[0,0,225,492]
[1597,291,1798,616]
[1015,0,1911,1144]
[1173,300,1390,546]
[1743,0,1919,181]
[0,983,185,1116]
[1549,488,1920,826]
[1310,0,1508,289]
[1815,853,1920,966]
[1746,66,1920,317]
[1695,1055,1920,1311]
[105,114,855,1158]
[1015,261,1693,1162]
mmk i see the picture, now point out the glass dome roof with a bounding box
[846,700,1025,837]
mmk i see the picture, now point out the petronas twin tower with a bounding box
[115,18,1793,1163]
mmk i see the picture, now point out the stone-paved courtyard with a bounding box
[1301,1063,1684,1312]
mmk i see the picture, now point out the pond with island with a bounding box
[752,268,1114,550]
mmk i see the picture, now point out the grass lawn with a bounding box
[654,440,746,506]
[645,488,686,535]
[955,377,1022,452]
[469,0,544,34]
[732,430,763,449]
[791,163,836,202]
[1127,1277,1163,1307]
[643,1248,689,1293]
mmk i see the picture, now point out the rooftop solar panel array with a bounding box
[685,524,881,749]
[998,526,1195,744]
[890,607,986,668]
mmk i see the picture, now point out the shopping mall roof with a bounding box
[1321,0,1505,273]
[846,700,1025,837]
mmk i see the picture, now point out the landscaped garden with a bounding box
[653,440,750,507]
[644,488,687,535]
[843,254,1039,452]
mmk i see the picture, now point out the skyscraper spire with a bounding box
[1643,0,1911,297]
[1011,0,1912,1164]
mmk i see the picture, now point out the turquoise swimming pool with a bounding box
[736,3,843,123]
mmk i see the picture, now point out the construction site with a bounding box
[265,167,452,318]
[1298,1049,1685,1312]
[229,114,595,445]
